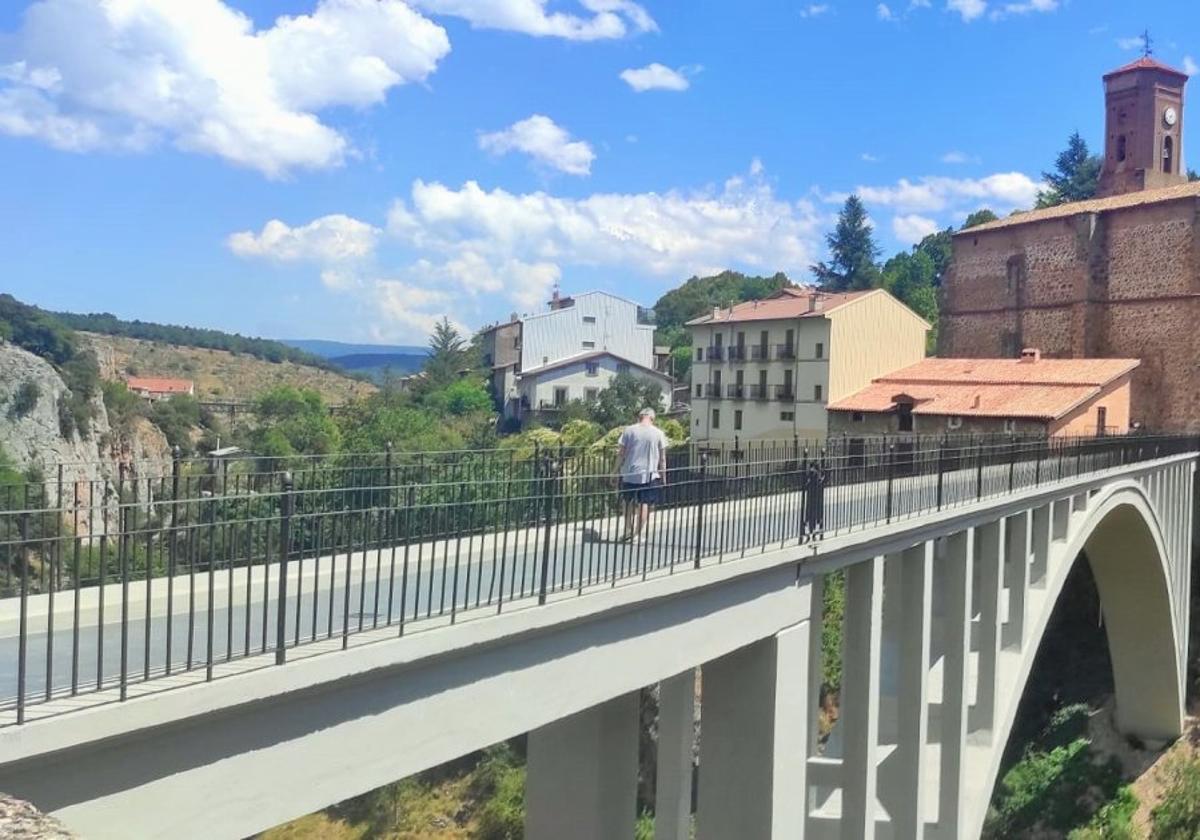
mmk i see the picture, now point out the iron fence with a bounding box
[0,432,1195,725]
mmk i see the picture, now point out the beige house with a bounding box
[686,287,929,442]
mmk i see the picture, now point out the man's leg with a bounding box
[637,502,650,536]
[623,495,636,538]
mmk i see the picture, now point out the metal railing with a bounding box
[775,344,796,360]
[750,345,770,361]
[704,384,723,399]
[774,385,795,401]
[727,346,747,362]
[705,346,724,361]
[1,433,1194,725]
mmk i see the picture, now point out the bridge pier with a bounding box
[655,670,696,840]
[524,692,640,840]
[696,615,811,840]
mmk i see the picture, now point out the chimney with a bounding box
[972,394,981,409]
[550,288,561,309]
[1019,348,1041,363]
[809,292,823,312]
[712,306,721,319]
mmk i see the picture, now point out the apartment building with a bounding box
[686,287,929,442]
[478,289,667,422]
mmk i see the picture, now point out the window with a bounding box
[852,412,865,423]
[617,362,630,374]
[695,383,702,397]
[712,408,720,429]
[814,384,823,402]
[947,416,963,430]
[1003,419,1017,434]
[1116,134,1127,162]
[1097,405,1108,435]
[554,386,568,406]
[581,340,595,349]
[815,342,824,360]
[585,361,599,376]
[696,347,703,362]
[585,387,599,402]
[734,409,743,431]
[780,411,795,422]
[1164,136,1175,174]
[695,417,701,427]
[582,315,597,324]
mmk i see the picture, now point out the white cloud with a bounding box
[861,152,881,162]
[479,114,595,176]
[1185,56,1199,77]
[989,0,1056,19]
[409,0,656,40]
[619,63,690,92]
[1116,36,1145,50]
[947,0,987,21]
[941,150,976,164]
[877,3,895,21]
[230,164,825,337]
[386,166,823,280]
[227,215,381,262]
[841,172,1040,214]
[0,0,451,177]
[892,213,940,244]
[799,4,831,18]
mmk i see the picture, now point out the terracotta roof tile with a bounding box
[956,181,1200,235]
[125,376,194,394]
[685,287,874,325]
[1103,56,1189,80]
[826,356,1138,420]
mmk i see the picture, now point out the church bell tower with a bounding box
[1097,55,1189,198]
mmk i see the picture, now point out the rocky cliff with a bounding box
[0,342,171,534]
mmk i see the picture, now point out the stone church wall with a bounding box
[942,197,1200,432]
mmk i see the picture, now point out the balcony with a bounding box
[775,344,796,361]
[750,345,770,361]
[773,385,796,401]
[705,346,725,361]
[727,345,747,362]
[747,384,768,400]
[704,384,723,398]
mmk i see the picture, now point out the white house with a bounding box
[481,289,668,422]
[517,351,671,415]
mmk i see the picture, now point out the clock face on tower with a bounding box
[1164,107,1178,127]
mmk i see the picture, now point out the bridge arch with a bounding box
[968,479,1186,839]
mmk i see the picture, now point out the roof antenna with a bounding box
[1141,28,1154,58]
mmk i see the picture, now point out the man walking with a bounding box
[616,407,670,542]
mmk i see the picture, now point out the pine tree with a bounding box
[422,317,468,387]
[1036,132,1101,208]
[811,196,882,291]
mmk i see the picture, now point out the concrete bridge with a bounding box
[0,436,1193,839]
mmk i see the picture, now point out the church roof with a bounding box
[1103,56,1189,81]
[953,181,1200,235]
[827,356,1139,421]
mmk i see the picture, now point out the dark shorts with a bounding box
[620,479,663,505]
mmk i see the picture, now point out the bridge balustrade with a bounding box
[0,432,1194,727]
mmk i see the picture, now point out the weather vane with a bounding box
[1141,28,1154,58]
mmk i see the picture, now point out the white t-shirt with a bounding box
[619,423,669,484]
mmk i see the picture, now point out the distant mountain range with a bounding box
[281,339,428,381]
[280,339,428,359]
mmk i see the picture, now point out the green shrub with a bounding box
[473,746,525,840]
[1070,785,1138,839]
[634,810,655,840]
[9,380,40,418]
[821,571,846,696]
[102,380,145,431]
[1151,754,1200,838]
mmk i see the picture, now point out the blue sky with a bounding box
[1,0,1197,344]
